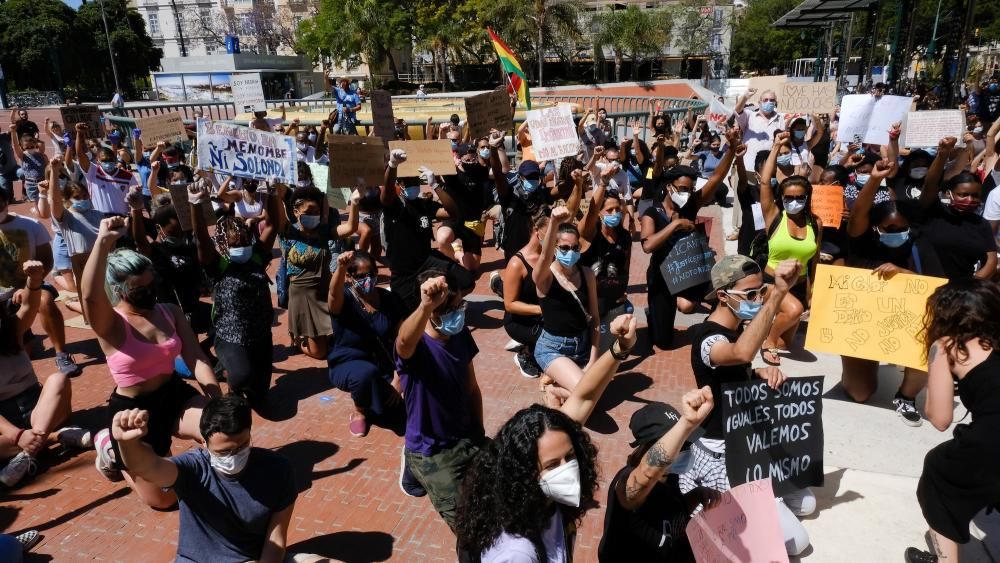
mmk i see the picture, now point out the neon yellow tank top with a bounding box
[766,212,816,276]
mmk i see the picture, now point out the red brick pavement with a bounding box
[1,199,724,562]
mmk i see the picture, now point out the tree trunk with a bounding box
[440,44,449,92]
[614,51,622,82]
[537,12,545,87]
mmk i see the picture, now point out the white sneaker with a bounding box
[504,339,523,352]
[57,426,93,449]
[0,451,37,487]
[93,428,124,482]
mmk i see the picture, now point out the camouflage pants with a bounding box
[404,438,481,531]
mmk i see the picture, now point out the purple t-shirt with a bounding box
[396,329,479,455]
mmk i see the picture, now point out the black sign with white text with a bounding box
[722,376,825,495]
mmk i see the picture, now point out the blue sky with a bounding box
[63,0,84,9]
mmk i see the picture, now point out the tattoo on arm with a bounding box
[625,480,644,502]
[646,444,673,468]
[929,343,938,364]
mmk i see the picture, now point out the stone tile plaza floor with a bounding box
[2,197,997,562]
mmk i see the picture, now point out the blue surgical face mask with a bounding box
[602,212,622,228]
[727,297,763,320]
[877,228,910,248]
[776,154,793,167]
[434,307,466,336]
[228,246,253,263]
[855,173,871,186]
[307,133,317,142]
[352,275,375,295]
[522,179,541,194]
[990,83,999,92]
[451,141,459,150]
[71,199,92,213]
[556,248,581,267]
[298,214,320,229]
[770,178,779,188]
[793,130,806,140]
[100,161,118,174]
[760,101,776,113]
[403,186,421,200]
[668,449,694,475]
[478,148,491,160]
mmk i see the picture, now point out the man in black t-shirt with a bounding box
[683,255,813,556]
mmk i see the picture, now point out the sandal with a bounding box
[348,413,369,438]
[726,232,739,241]
[760,348,781,366]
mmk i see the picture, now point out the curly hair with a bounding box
[213,215,252,256]
[455,405,599,558]
[922,278,1000,363]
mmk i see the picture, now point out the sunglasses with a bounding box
[783,195,808,202]
[726,285,769,301]
[556,244,581,253]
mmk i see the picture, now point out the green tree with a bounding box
[592,6,672,82]
[730,0,820,74]
[0,0,85,92]
[76,0,162,94]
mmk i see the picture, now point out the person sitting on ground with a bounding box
[83,217,221,509]
[906,279,1000,563]
[0,260,91,488]
[111,395,296,562]
[683,255,813,556]
[502,215,548,379]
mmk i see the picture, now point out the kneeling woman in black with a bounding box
[906,279,1000,563]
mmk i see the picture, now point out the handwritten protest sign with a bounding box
[658,227,715,293]
[706,98,735,130]
[232,73,266,113]
[136,112,187,145]
[464,89,512,139]
[805,264,947,370]
[370,90,395,141]
[686,479,789,563]
[526,104,579,160]
[387,140,456,177]
[902,110,967,148]
[60,105,103,138]
[196,120,297,184]
[327,137,386,188]
[307,162,329,192]
[722,376,825,495]
[747,75,787,102]
[780,82,837,115]
[167,184,216,232]
[835,94,913,145]
[810,184,845,228]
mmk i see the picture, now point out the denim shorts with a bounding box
[53,232,71,271]
[534,329,589,372]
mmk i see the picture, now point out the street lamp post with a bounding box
[96,0,122,94]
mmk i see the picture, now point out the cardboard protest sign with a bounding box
[747,75,787,102]
[387,140,457,177]
[526,104,579,161]
[810,184,845,228]
[60,105,103,138]
[464,89,513,139]
[135,112,187,145]
[658,227,716,294]
[722,376,825,495]
[780,82,837,115]
[902,110,967,148]
[167,184,216,232]
[805,265,947,370]
[307,162,329,192]
[327,137,386,188]
[232,73,267,113]
[686,479,789,563]
[835,94,913,145]
[370,90,395,141]
[196,120,297,184]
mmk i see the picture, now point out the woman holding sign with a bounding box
[757,131,823,365]
[906,279,1000,563]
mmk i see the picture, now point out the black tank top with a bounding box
[508,252,541,325]
[540,265,590,337]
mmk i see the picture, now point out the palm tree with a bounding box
[479,0,584,87]
[592,6,672,82]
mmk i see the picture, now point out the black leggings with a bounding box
[504,317,542,351]
[215,337,273,412]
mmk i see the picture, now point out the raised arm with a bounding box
[395,276,448,360]
[847,159,896,238]
[734,144,749,193]
[327,251,353,314]
[560,314,637,424]
[258,181,284,251]
[7,124,22,163]
[46,156,66,222]
[17,261,45,335]
[806,113,826,150]
[187,182,222,268]
[760,131,790,223]
[335,189,361,238]
[920,136,957,210]
[488,131,511,199]
[74,123,91,172]
[580,170,609,242]
[696,126,740,208]
[423,167,459,220]
[735,88,756,115]
[382,149,406,206]
[533,206,571,295]
[82,217,128,338]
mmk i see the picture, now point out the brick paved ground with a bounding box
[1,198,725,562]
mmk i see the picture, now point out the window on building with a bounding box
[714,8,725,27]
[204,39,215,55]
[148,13,160,35]
[199,7,211,22]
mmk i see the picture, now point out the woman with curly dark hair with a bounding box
[456,314,638,562]
[905,278,1000,563]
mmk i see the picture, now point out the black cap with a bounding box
[518,160,541,179]
[628,401,704,448]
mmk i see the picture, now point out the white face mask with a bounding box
[670,191,691,208]
[784,199,806,215]
[208,445,251,476]
[538,459,581,507]
[909,167,928,180]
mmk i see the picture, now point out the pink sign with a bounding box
[685,479,789,563]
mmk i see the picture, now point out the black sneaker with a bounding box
[489,271,504,298]
[399,449,426,498]
[893,395,923,427]
[904,547,938,563]
[55,352,82,376]
[514,349,541,379]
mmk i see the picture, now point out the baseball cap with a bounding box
[628,402,704,448]
[518,160,541,179]
[710,255,761,293]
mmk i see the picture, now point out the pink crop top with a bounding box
[106,304,183,388]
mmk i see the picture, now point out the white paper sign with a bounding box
[232,73,266,113]
[197,120,297,184]
[902,110,967,148]
[836,94,913,145]
[527,104,579,161]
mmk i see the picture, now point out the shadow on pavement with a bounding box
[805,467,864,520]
[288,530,395,563]
[273,439,364,493]
[585,371,653,435]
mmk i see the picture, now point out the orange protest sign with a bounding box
[810,184,845,228]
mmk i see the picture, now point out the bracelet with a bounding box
[12,428,24,446]
[26,284,42,291]
[610,340,630,361]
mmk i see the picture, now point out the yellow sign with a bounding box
[804,265,947,370]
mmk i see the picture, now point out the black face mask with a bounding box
[122,283,157,310]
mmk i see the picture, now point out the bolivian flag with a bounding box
[487,27,531,110]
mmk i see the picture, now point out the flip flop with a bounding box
[760,347,781,366]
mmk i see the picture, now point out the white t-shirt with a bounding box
[736,109,784,170]
[593,161,633,200]
[234,194,263,219]
[85,164,139,215]
[295,144,316,163]
[984,176,1000,221]
[481,510,566,563]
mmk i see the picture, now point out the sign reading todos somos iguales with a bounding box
[196,120,297,184]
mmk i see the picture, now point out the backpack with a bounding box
[748,212,818,269]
